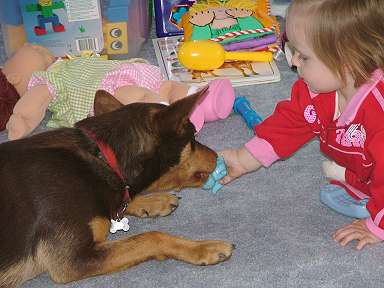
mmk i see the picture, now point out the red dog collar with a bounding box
[80,128,131,220]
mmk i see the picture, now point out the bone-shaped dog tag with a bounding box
[110,217,130,234]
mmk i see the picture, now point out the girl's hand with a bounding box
[219,148,261,184]
[333,219,382,250]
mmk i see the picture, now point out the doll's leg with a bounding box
[6,85,52,140]
[159,80,235,133]
[113,85,169,105]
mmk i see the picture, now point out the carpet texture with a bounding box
[1,8,383,288]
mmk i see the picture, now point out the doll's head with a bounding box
[2,44,56,96]
[286,0,384,88]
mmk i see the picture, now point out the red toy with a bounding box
[0,70,20,131]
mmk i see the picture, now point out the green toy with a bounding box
[25,0,65,36]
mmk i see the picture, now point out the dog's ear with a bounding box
[94,90,124,116]
[155,85,209,135]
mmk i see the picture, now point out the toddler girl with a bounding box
[220,0,384,250]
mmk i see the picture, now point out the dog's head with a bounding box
[76,88,217,195]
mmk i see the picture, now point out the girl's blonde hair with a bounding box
[288,0,384,87]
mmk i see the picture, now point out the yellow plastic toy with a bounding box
[177,40,273,71]
[103,21,129,55]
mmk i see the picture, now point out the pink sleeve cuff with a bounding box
[28,76,57,101]
[245,136,280,167]
[365,218,384,240]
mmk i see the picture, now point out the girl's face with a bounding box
[286,15,343,94]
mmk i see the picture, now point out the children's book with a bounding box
[152,35,280,87]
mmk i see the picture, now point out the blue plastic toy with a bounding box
[0,1,23,26]
[171,7,188,25]
[203,156,227,194]
[154,0,195,37]
[320,184,370,219]
[233,96,263,129]
[103,0,130,22]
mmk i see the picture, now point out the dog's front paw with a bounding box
[125,193,179,218]
[189,240,234,266]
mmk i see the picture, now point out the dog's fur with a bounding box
[0,89,234,287]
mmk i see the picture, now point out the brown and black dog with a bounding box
[0,89,234,287]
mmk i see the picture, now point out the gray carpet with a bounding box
[2,5,384,288]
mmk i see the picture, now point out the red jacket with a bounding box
[245,69,384,239]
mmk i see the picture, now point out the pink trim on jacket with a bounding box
[308,89,319,99]
[372,87,384,111]
[331,180,370,200]
[343,181,370,200]
[337,69,384,127]
[365,218,384,240]
[374,209,384,227]
[245,136,279,167]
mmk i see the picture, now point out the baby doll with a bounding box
[3,44,235,140]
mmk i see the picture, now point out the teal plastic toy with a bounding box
[203,156,227,193]
[233,96,263,129]
[320,184,369,219]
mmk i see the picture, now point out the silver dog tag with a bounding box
[110,217,130,234]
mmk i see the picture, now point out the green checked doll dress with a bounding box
[27,56,163,128]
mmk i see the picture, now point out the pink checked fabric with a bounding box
[100,63,164,95]
[28,76,58,100]
[27,58,64,101]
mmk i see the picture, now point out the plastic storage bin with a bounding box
[0,0,151,60]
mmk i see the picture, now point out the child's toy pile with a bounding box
[152,0,282,87]
[0,0,151,61]
[180,0,281,54]
[154,0,281,53]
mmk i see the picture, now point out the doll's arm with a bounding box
[6,85,52,140]
[113,81,190,107]
[113,85,158,105]
[159,81,189,103]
